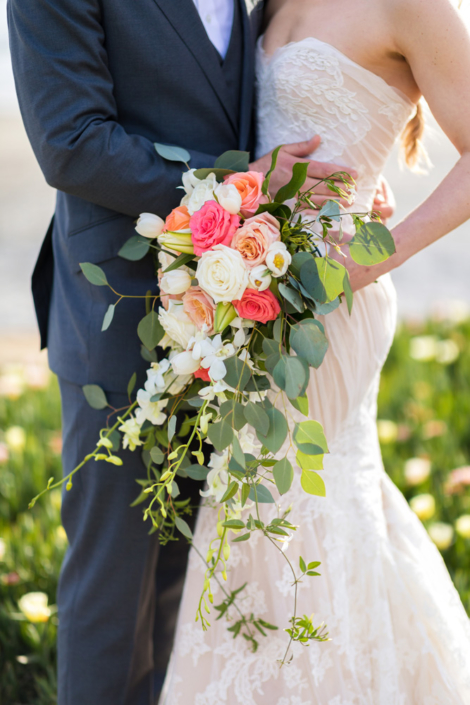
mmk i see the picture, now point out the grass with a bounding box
[0,310,469,703]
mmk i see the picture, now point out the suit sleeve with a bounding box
[7,0,216,217]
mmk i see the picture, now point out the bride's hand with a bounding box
[249,136,358,207]
[373,177,395,224]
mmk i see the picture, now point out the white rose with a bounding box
[215,183,242,215]
[135,213,165,239]
[265,241,292,277]
[158,301,196,349]
[181,168,201,196]
[248,264,272,292]
[160,269,192,295]
[171,350,201,376]
[196,245,249,303]
[187,173,217,215]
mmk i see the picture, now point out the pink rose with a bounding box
[189,201,240,256]
[233,288,281,324]
[231,212,281,269]
[157,268,183,310]
[182,286,216,333]
[224,171,267,217]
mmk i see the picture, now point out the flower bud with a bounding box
[223,543,231,561]
[215,183,243,215]
[171,350,201,376]
[136,213,165,239]
[158,231,194,255]
[214,302,237,333]
[105,456,123,466]
[217,521,224,537]
[266,242,292,277]
[160,269,192,295]
[248,265,272,292]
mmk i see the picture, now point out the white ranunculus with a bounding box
[18,592,52,623]
[196,245,249,303]
[144,360,171,395]
[135,213,165,239]
[187,173,217,215]
[158,301,197,349]
[265,241,292,277]
[181,168,201,196]
[135,391,167,426]
[215,183,242,215]
[160,269,192,296]
[171,350,201,376]
[248,264,272,292]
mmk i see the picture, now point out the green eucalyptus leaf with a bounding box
[82,384,108,410]
[223,356,251,391]
[141,345,158,363]
[278,283,305,313]
[168,416,177,442]
[154,142,191,164]
[220,480,239,503]
[273,457,294,495]
[348,221,396,265]
[273,355,307,399]
[193,167,234,181]
[244,375,271,394]
[207,420,234,452]
[275,161,309,203]
[290,395,309,416]
[118,235,150,261]
[241,482,251,507]
[101,304,115,332]
[79,262,108,287]
[343,269,353,315]
[127,372,137,399]
[293,420,328,456]
[214,150,250,172]
[296,450,324,471]
[249,484,275,504]
[256,407,288,454]
[185,464,210,481]
[231,435,245,469]
[312,297,341,315]
[300,470,326,496]
[137,310,164,351]
[290,319,329,369]
[175,516,193,538]
[317,200,341,221]
[262,144,283,196]
[244,401,270,436]
[150,446,165,465]
[290,251,314,279]
[220,399,246,431]
[300,256,347,304]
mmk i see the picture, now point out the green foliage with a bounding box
[137,310,164,351]
[101,304,115,332]
[290,319,329,369]
[275,162,309,203]
[154,142,191,164]
[214,150,250,172]
[79,262,108,287]
[348,222,396,265]
[82,384,108,410]
[300,256,347,304]
[118,235,150,261]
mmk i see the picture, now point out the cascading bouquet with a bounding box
[31,146,395,661]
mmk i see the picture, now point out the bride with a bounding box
[161,0,470,702]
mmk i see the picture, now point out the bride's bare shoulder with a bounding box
[384,0,467,43]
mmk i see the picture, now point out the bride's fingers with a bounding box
[302,189,352,208]
[306,160,358,181]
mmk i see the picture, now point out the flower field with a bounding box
[1,305,469,703]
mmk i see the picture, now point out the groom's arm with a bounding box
[7,0,215,218]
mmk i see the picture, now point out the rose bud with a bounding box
[160,270,192,296]
[215,183,243,215]
[214,302,238,333]
[248,265,272,292]
[265,242,292,277]
[135,213,165,239]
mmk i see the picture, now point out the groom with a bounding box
[8,1,392,703]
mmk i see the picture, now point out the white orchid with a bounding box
[200,334,236,381]
[144,360,171,395]
[238,428,261,455]
[200,449,231,502]
[118,417,143,451]
[135,390,168,426]
[198,380,232,402]
[230,317,254,348]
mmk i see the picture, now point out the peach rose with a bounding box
[189,201,240,256]
[231,212,281,269]
[182,286,216,333]
[224,171,267,217]
[233,288,281,324]
[158,268,184,310]
[165,205,191,232]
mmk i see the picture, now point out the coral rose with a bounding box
[182,286,216,333]
[224,171,267,217]
[233,289,281,324]
[190,201,240,256]
[165,205,191,232]
[231,212,280,269]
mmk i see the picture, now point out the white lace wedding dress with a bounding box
[159,37,470,704]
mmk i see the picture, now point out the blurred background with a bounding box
[1,0,470,702]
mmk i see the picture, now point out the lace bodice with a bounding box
[255,36,415,215]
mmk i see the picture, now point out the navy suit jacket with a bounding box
[8,0,264,391]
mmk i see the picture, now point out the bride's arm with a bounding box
[339,0,470,291]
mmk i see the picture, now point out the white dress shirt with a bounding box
[192,0,235,59]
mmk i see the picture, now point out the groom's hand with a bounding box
[249,136,358,206]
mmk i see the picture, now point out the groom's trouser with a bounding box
[57,378,199,705]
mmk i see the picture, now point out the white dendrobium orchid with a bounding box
[144,360,171,395]
[200,335,236,381]
[238,428,261,455]
[231,317,254,348]
[135,391,168,426]
[186,172,217,215]
[119,417,143,451]
[215,182,242,215]
[171,350,201,376]
[248,264,272,292]
[200,449,231,502]
[135,213,165,239]
[198,380,232,402]
[265,241,292,277]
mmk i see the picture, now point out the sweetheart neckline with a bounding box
[257,35,416,110]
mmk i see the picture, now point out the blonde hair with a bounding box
[400,100,426,170]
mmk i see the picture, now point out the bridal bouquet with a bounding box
[32,146,395,659]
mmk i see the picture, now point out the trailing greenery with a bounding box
[1,310,469,701]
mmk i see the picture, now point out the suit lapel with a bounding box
[152,0,238,137]
[238,0,256,151]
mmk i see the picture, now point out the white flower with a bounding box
[201,449,230,502]
[0,538,5,561]
[198,380,232,402]
[171,350,201,376]
[248,390,268,403]
[18,592,51,623]
[187,173,217,215]
[238,428,261,455]
[196,245,249,303]
[160,269,192,296]
[136,390,167,426]
[404,457,431,486]
[158,249,179,270]
[377,420,398,444]
[455,515,470,539]
[166,373,192,395]
[248,264,272,292]
[159,301,197,349]
[144,360,171,395]
[200,335,236,381]
[230,317,254,348]
[265,241,292,277]
[135,213,165,239]
[409,336,439,361]
[410,493,435,521]
[428,522,454,551]
[215,182,242,215]
[181,168,201,196]
[5,426,26,451]
[436,339,460,365]
[119,417,143,451]
[188,328,215,361]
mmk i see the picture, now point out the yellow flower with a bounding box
[18,592,52,623]
[410,493,435,521]
[455,515,470,539]
[404,458,431,486]
[427,522,454,551]
[5,426,26,452]
[377,420,398,444]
